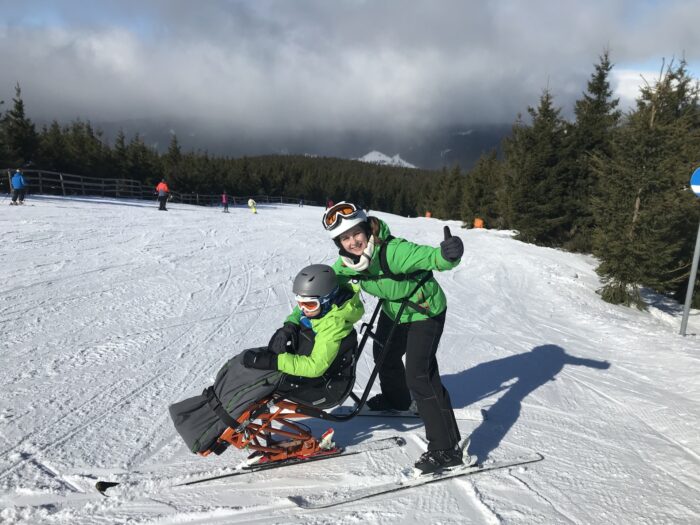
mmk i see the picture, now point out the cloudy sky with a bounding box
[1,0,699,140]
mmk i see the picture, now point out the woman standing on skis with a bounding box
[321,201,465,474]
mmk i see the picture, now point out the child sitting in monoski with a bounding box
[243,264,363,376]
[169,264,364,454]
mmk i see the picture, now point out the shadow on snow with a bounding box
[443,344,610,462]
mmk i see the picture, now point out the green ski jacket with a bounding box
[332,219,460,324]
[276,284,364,378]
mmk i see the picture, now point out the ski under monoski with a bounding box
[289,452,544,509]
[95,435,406,495]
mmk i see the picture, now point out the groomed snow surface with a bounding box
[1,195,698,525]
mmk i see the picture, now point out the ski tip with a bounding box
[288,495,307,507]
[95,480,120,495]
[289,494,329,509]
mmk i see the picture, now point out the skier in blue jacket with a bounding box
[10,170,27,205]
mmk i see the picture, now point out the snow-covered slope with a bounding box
[357,150,417,168]
[1,195,699,524]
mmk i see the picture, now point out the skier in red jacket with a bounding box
[155,180,170,211]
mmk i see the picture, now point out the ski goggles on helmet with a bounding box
[322,202,361,231]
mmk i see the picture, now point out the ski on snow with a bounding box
[330,405,487,421]
[289,452,544,509]
[95,435,406,495]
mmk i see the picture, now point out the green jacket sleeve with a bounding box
[386,237,460,275]
[277,291,364,378]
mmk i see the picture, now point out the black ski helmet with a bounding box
[293,264,337,297]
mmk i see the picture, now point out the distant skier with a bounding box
[155,179,169,211]
[247,198,257,214]
[10,169,27,205]
[321,201,465,474]
[222,191,229,213]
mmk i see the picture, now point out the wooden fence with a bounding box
[3,169,316,207]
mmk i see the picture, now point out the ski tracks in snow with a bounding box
[3,202,699,525]
[7,206,350,519]
[0,204,280,493]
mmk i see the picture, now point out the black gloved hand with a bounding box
[440,226,464,262]
[267,322,298,354]
[243,350,278,370]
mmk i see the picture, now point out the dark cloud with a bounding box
[1,0,699,138]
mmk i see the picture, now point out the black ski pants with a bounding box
[373,309,461,450]
[11,189,25,203]
[158,195,168,210]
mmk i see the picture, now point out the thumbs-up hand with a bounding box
[440,226,463,262]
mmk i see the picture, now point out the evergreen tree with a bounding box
[461,150,504,228]
[3,83,38,166]
[126,133,162,185]
[416,167,447,218]
[563,50,621,252]
[164,133,183,186]
[62,120,108,176]
[504,90,568,245]
[432,165,463,219]
[36,121,66,170]
[112,130,129,179]
[592,59,700,308]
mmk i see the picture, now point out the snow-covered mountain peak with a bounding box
[357,150,416,169]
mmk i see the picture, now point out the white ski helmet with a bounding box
[322,201,368,240]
